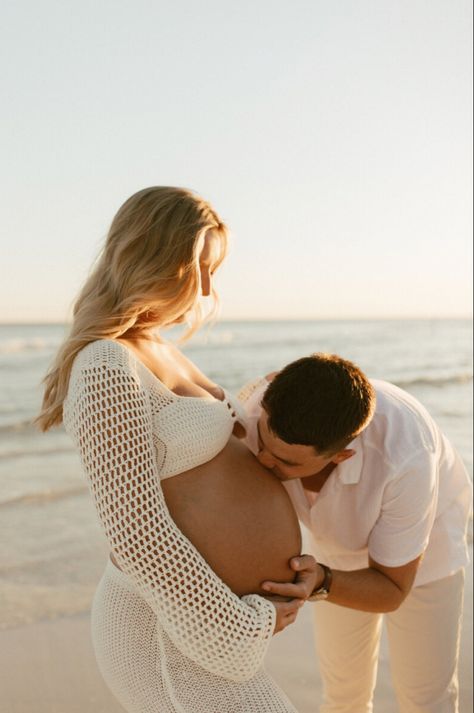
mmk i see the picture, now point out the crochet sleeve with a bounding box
[67,359,276,682]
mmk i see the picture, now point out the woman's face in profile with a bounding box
[198,229,222,297]
[171,229,223,325]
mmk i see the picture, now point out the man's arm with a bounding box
[264,444,437,613]
[262,553,423,613]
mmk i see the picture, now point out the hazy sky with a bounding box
[1,0,472,322]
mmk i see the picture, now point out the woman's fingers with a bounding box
[282,598,304,616]
[281,612,297,628]
[272,598,305,634]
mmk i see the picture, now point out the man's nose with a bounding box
[257,448,275,468]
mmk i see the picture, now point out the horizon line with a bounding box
[0,315,472,327]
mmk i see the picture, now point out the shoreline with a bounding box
[1,563,471,713]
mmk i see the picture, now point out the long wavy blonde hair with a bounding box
[37,186,228,431]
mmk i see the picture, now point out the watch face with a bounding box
[310,587,329,602]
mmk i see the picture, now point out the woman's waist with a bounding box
[105,555,139,591]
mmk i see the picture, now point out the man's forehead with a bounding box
[258,412,319,462]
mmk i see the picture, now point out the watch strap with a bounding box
[308,563,333,601]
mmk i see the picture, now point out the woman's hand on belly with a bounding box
[271,598,305,634]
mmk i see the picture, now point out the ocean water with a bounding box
[0,320,472,628]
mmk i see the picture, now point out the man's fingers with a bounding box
[263,582,307,598]
[263,578,313,598]
[290,554,317,571]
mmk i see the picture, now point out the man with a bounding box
[238,354,472,713]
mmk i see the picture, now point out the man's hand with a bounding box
[266,554,423,614]
[262,554,323,601]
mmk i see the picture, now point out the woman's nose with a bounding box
[200,268,211,297]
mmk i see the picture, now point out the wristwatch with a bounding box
[308,563,333,601]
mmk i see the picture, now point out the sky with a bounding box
[1,0,472,322]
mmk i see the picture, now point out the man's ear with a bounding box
[332,449,356,464]
[265,371,279,383]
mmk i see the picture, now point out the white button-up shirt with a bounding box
[240,378,472,587]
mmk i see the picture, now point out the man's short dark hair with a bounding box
[262,353,375,455]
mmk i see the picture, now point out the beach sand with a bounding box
[0,563,471,713]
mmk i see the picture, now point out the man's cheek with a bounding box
[276,466,295,480]
[271,466,286,480]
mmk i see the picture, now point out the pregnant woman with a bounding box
[37,187,308,713]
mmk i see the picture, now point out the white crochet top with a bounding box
[63,340,295,711]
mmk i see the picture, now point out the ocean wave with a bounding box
[0,336,61,355]
[186,332,332,351]
[0,484,87,508]
[0,418,35,434]
[0,444,75,460]
[191,330,234,345]
[0,418,67,437]
[394,373,473,389]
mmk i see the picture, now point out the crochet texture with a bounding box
[63,340,297,713]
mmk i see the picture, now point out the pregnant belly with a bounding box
[161,436,302,597]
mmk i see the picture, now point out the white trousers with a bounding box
[312,569,465,713]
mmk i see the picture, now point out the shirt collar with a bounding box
[335,436,363,485]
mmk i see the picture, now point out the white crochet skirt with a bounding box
[91,559,298,713]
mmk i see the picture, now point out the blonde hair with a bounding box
[37,186,228,431]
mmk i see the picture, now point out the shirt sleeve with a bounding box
[236,377,269,405]
[368,450,439,568]
[236,378,269,456]
[68,360,275,682]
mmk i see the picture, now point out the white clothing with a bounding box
[240,377,472,587]
[312,569,465,713]
[63,340,297,713]
[92,559,296,713]
[239,375,470,712]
